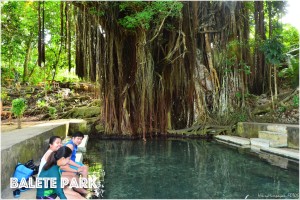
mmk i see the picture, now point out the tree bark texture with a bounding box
[72,1,259,136]
[250,1,267,95]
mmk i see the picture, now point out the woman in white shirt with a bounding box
[38,136,89,199]
[38,136,62,176]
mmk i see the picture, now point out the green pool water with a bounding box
[85,139,299,199]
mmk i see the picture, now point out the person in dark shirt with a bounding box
[37,146,80,199]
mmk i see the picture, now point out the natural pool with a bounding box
[85,139,299,199]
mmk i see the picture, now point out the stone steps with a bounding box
[215,121,300,164]
[76,152,83,163]
[250,138,270,148]
[215,135,250,147]
[258,131,287,147]
[266,124,287,133]
[236,122,299,149]
[215,135,299,161]
[250,124,289,148]
[261,147,299,161]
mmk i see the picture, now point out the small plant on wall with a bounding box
[11,98,27,129]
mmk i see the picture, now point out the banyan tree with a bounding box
[59,1,276,139]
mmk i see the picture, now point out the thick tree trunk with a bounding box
[23,36,33,83]
[71,1,271,136]
[251,1,266,95]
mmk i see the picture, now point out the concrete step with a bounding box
[250,138,270,148]
[236,122,299,149]
[266,125,287,133]
[78,135,89,153]
[214,135,250,146]
[258,131,287,147]
[261,147,299,161]
[76,152,83,163]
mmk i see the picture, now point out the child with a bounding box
[61,132,88,178]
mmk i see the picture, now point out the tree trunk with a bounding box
[251,1,266,95]
[71,1,272,136]
[274,65,278,101]
[17,116,21,129]
[22,36,33,83]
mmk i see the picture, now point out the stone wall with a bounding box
[287,126,299,149]
[68,119,88,135]
[235,122,299,149]
[1,125,67,192]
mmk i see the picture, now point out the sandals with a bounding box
[20,187,30,192]
[13,189,20,198]
[13,187,30,198]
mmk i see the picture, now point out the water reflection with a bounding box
[87,139,299,199]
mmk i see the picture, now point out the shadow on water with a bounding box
[86,139,299,199]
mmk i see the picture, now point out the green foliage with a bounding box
[278,55,299,87]
[277,106,286,113]
[89,163,103,173]
[280,24,299,51]
[223,40,251,76]
[224,56,236,68]
[1,1,78,85]
[235,92,242,100]
[11,98,26,117]
[88,7,105,16]
[55,69,80,83]
[235,112,248,122]
[1,90,9,102]
[240,61,251,75]
[59,102,65,110]
[48,106,57,119]
[292,95,299,108]
[260,36,285,66]
[55,92,63,99]
[1,1,38,71]
[44,83,52,92]
[36,99,47,108]
[118,1,183,30]
[228,109,248,124]
[278,26,299,87]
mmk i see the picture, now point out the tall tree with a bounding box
[251,1,267,94]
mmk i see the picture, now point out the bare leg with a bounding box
[79,165,89,179]
[62,172,88,195]
[64,187,86,199]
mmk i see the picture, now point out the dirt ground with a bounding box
[1,117,48,133]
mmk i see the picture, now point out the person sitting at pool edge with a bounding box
[36,146,71,199]
[38,136,88,198]
[60,131,89,179]
[38,136,62,176]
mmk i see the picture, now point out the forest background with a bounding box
[1,1,299,140]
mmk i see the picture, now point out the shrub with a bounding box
[48,106,57,119]
[11,98,27,117]
[11,98,27,129]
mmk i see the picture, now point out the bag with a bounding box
[13,163,34,182]
[24,160,35,169]
[24,159,39,175]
